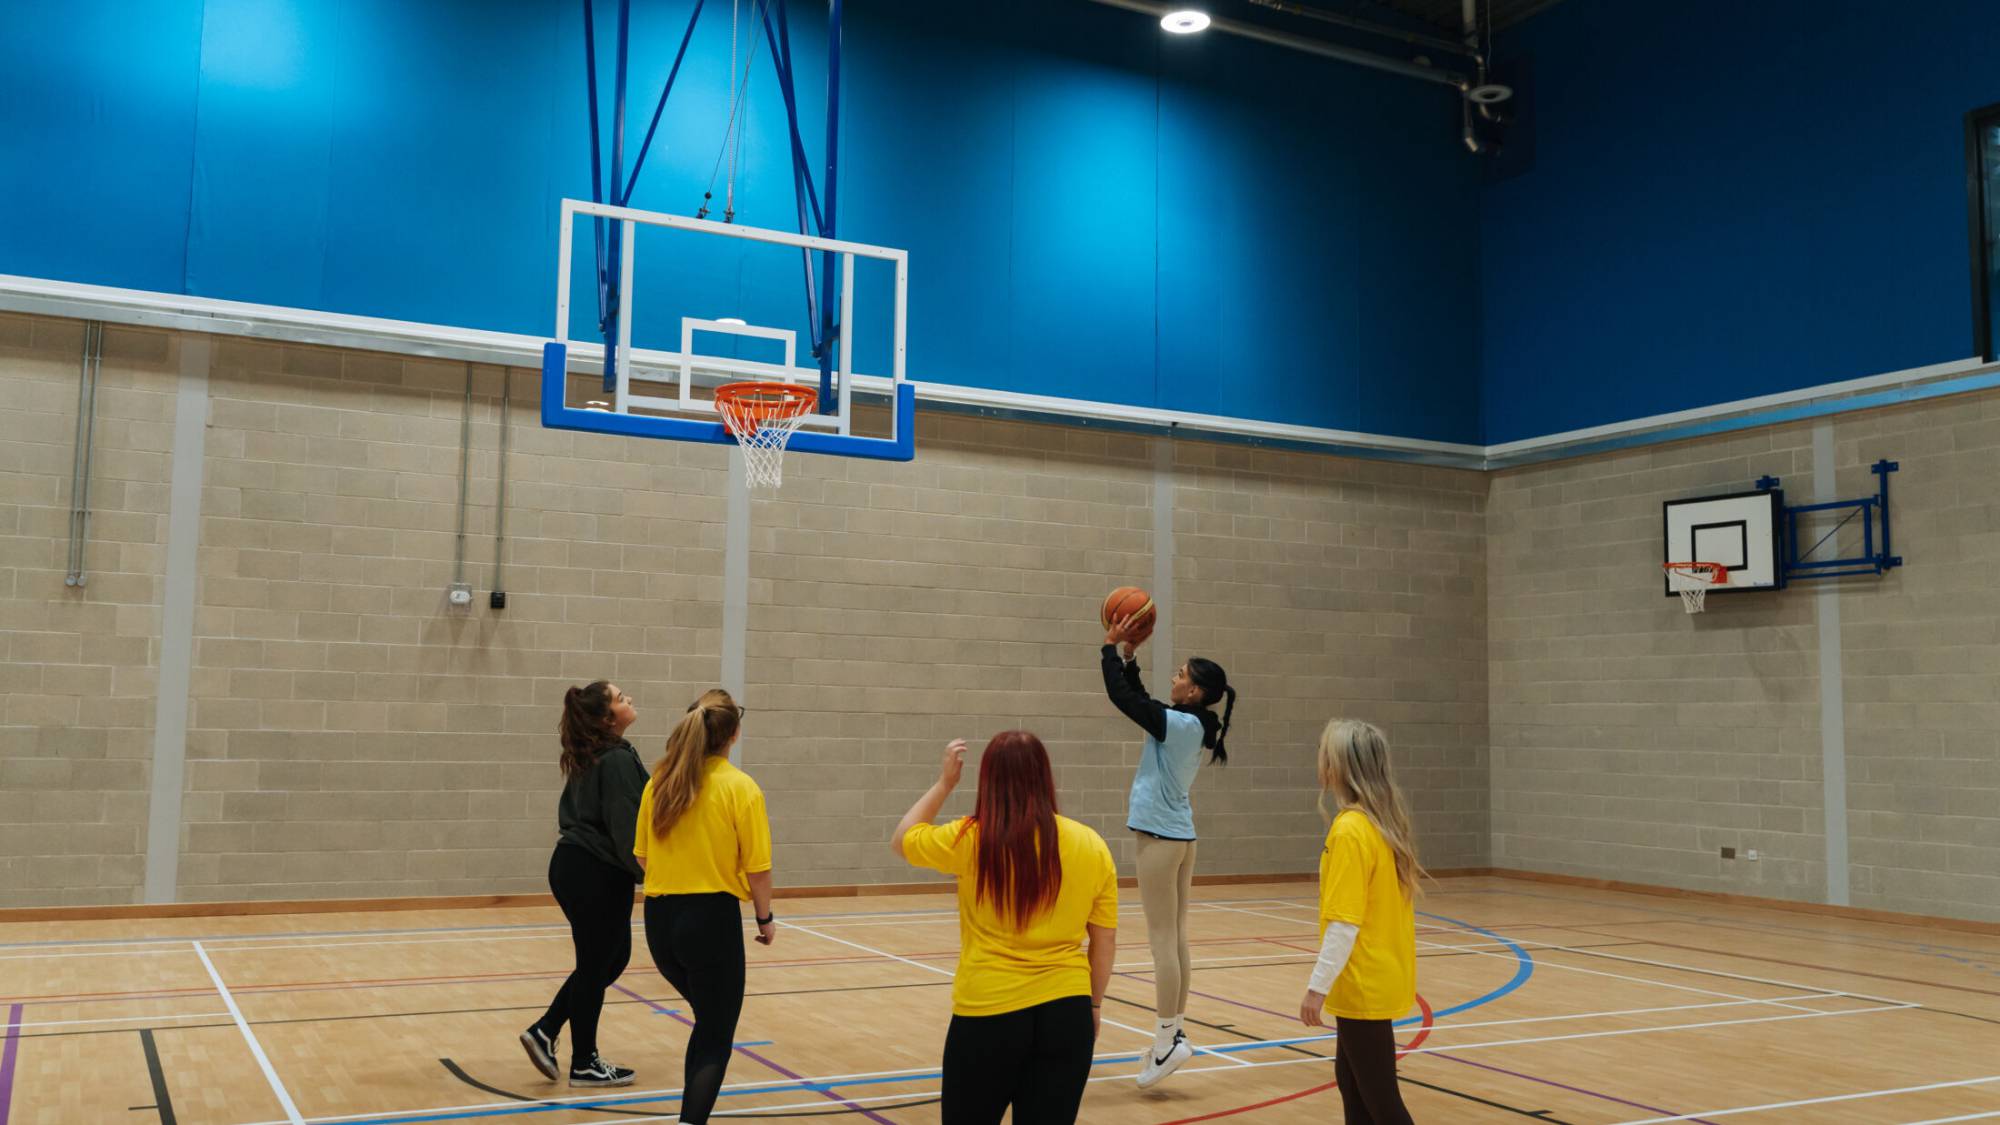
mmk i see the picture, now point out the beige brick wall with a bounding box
[178,343,726,900]
[1489,395,2000,922]
[0,315,177,906]
[8,308,1995,921]
[742,414,1159,885]
[1829,394,2000,921]
[1489,430,1828,900]
[1173,443,1489,874]
[1,312,1494,903]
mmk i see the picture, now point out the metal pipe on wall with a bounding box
[1086,0,1468,90]
[452,362,473,592]
[490,367,510,608]
[65,320,103,588]
[1249,0,1482,62]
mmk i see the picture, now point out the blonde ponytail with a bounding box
[648,689,743,838]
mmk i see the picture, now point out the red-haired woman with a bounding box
[892,733,1119,1125]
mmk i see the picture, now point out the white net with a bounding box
[1665,563,1725,614]
[716,384,816,490]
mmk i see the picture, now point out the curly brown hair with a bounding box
[558,681,619,779]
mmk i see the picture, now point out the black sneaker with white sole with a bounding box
[569,1053,637,1088]
[518,1025,560,1082]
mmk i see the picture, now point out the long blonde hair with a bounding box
[648,689,743,838]
[1316,719,1425,901]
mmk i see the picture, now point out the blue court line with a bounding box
[1415,909,1535,1020]
[733,1040,773,1047]
[353,914,1537,1124]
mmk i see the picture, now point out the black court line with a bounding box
[135,1027,178,1124]
[440,1058,943,1120]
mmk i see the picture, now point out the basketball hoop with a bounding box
[1663,561,1728,614]
[713,382,817,489]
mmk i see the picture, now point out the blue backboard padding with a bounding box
[539,342,914,461]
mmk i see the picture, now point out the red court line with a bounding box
[1152,993,1434,1124]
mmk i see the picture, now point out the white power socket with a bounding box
[1745,849,1760,861]
[447,582,473,607]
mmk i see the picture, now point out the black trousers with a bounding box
[644,892,747,1124]
[536,843,635,1067]
[1334,1017,1414,1125]
[939,995,1094,1125]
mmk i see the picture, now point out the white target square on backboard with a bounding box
[1662,489,1784,595]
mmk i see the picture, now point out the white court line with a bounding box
[1423,993,1842,1033]
[782,920,1172,1063]
[1410,933,1815,1010]
[10,1010,232,1031]
[1242,895,1919,1007]
[1901,1113,2000,1125]
[0,904,1177,962]
[243,998,1916,1125]
[194,940,305,1125]
[1611,1073,2000,1124]
[779,921,956,978]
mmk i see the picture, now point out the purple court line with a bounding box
[1128,969,1720,1124]
[0,1002,22,1125]
[1432,1054,1724,1125]
[610,983,899,1125]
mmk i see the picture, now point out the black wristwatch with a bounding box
[757,912,775,926]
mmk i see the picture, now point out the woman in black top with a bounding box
[519,680,649,1088]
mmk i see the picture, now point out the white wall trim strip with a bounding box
[143,335,210,904]
[1811,422,1851,907]
[7,274,2000,471]
[1150,436,1176,699]
[722,450,750,758]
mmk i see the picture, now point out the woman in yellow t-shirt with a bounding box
[1297,719,1423,1125]
[634,689,774,1125]
[893,732,1118,1125]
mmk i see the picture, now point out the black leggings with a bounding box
[644,893,747,1124]
[535,844,635,1067]
[940,995,1094,1125]
[1334,1017,1414,1125]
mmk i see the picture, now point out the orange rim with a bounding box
[1662,561,1728,582]
[713,381,817,425]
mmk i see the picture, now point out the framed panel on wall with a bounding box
[1967,101,2000,362]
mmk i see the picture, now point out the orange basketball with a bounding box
[1101,586,1157,644]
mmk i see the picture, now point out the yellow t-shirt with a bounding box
[633,756,772,901]
[1317,809,1416,1021]
[902,815,1119,1017]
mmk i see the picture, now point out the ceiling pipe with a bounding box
[1247,0,1482,63]
[1087,0,1469,90]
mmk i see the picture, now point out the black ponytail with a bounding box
[1186,658,1235,765]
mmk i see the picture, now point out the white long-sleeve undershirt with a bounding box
[1307,922,1359,994]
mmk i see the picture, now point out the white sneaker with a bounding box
[1136,1035,1194,1089]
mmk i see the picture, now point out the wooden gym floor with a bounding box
[2,876,1997,1124]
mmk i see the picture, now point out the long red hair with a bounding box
[960,731,1063,926]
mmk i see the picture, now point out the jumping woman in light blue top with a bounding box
[1099,616,1235,1088]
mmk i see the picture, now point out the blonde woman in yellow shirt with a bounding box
[893,732,1118,1125]
[1298,719,1422,1125]
[634,690,774,1125]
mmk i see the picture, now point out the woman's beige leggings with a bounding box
[1134,833,1197,1017]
